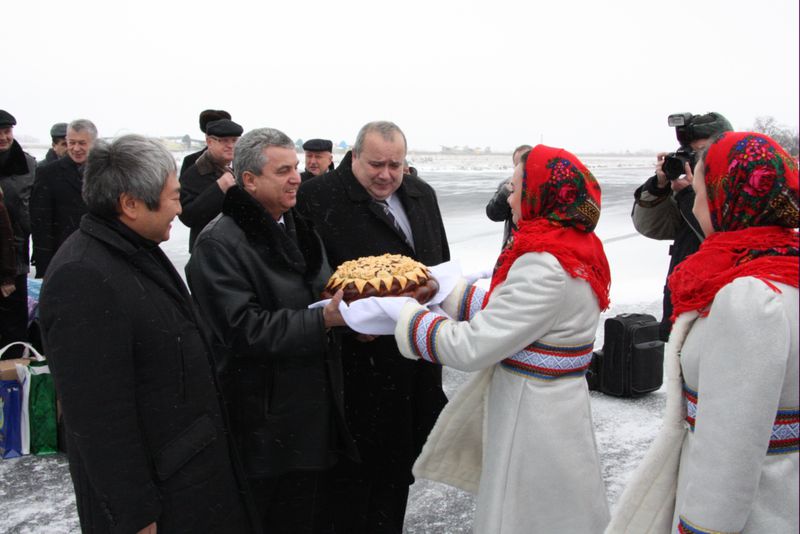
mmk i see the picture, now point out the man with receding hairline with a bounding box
[297,120,450,534]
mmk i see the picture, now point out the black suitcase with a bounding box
[596,313,664,397]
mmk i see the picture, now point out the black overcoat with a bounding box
[40,214,256,534]
[30,155,87,277]
[185,186,359,479]
[178,151,226,252]
[296,151,450,481]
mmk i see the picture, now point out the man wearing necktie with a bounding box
[296,121,450,534]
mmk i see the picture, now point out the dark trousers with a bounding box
[0,274,28,358]
[330,459,410,534]
[248,470,334,534]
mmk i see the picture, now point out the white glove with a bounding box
[464,268,494,286]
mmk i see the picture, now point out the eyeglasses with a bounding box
[208,136,239,145]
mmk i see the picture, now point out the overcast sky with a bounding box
[6,0,798,153]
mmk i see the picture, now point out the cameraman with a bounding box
[632,112,732,341]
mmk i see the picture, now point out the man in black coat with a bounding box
[30,118,97,278]
[178,118,242,252]
[296,120,450,534]
[186,127,358,534]
[0,110,36,358]
[300,138,335,182]
[38,122,68,168]
[40,135,257,534]
[179,109,232,176]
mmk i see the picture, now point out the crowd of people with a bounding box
[0,108,797,534]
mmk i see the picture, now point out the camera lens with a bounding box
[663,154,687,181]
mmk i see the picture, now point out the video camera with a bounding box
[662,112,734,180]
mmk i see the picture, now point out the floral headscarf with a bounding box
[668,132,799,321]
[703,132,799,231]
[486,145,610,310]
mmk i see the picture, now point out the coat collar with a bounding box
[0,140,33,177]
[335,150,426,204]
[195,150,227,177]
[79,214,197,319]
[222,185,324,277]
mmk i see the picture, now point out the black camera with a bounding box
[662,147,696,181]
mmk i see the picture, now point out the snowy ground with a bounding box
[1,152,669,533]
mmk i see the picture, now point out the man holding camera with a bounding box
[632,112,732,341]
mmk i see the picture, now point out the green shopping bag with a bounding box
[27,362,57,455]
[4,342,58,456]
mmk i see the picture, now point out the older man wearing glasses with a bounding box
[179,118,243,252]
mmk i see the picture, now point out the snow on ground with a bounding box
[1,152,669,533]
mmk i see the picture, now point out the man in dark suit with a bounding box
[296,120,450,534]
[30,118,97,278]
[40,134,258,534]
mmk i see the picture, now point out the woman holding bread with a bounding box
[391,144,611,533]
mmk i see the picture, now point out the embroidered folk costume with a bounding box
[394,145,611,533]
[608,132,799,534]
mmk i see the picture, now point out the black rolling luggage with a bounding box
[591,313,664,397]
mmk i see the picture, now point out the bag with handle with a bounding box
[594,313,664,397]
[1,342,58,455]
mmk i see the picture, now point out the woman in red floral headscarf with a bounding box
[609,132,799,534]
[391,145,612,533]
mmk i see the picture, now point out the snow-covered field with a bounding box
[1,151,670,533]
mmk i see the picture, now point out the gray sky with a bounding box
[6,0,798,153]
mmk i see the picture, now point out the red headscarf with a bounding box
[668,132,799,321]
[486,145,611,310]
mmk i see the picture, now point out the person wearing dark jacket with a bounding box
[186,127,358,534]
[30,118,97,278]
[179,109,232,176]
[631,111,732,340]
[0,186,18,310]
[300,138,335,182]
[485,144,531,248]
[38,122,68,168]
[296,121,450,534]
[178,118,242,252]
[39,134,258,534]
[0,110,35,358]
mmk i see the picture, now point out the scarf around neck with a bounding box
[486,144,611,310]
[668,132,799,321]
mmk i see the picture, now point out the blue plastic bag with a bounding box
[0,379,23,458]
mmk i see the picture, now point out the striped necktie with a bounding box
[375,199,413,249]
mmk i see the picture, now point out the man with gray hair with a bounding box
[40,134,257,534]
[297,120,450,533]
[186,127,358,533]
[31,118,98,277]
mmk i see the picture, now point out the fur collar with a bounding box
[222,185,323,277]
[195,150,227,177]
[0,140,33,177]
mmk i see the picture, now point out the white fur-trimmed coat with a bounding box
[394,252,610,534]
[607,278,799,534]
